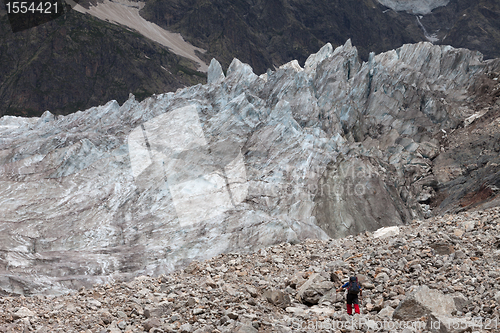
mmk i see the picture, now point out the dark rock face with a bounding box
[431,62,500,214]
[141,0,500,76]
[423,0,500,61]
[3,0,500,118]
[140,0,425,73]
[314,156,412,238]
[0,9,205,118]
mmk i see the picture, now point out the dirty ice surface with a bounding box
[377,0,449,15]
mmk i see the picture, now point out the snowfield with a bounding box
[74,0,208,72]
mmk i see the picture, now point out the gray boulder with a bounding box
[144,302,171,318]
[297,273,335,306]
[393,285,457,320]
[426,313,479,333]
[495,291,500,305]
[451,293,469,313]
[0,40,494,295]
[378,306,394,318]
[263,289,291,309]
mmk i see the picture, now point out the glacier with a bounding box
[376,0,450,15]
[0,40,494,295]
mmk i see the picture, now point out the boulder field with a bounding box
[1,207,499,332]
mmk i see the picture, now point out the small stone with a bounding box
[494,291,500,304]
[341,252,352,260]
[375,272,389,283]
[116,311,127,319]
[373,226,400,239]
[117,320,127,330]
[235,324,259,333]
[203,276,217,288]
[365,303,374,311]
[430,241,455,255]
[454,250,466,259]
[193,308,204,315]
[12,307,35,320]
[219,315,230,325]
[378,306,394,318]
[143,318,161,331]
[462,220,475,231]
[363,282,375,289]
[224,284,237,296]
[393,285,456,320]
[246,285,258,298]
[226,311,238,320]
[180,323,193,333]
[263,289,291,309]
[272,256,284,264]
[87,299,102,308]
[373,297,384,311]
[186,297,197,307]
[365,319,379,331]
[144,303,169,318]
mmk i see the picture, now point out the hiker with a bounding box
[336,276,362,315]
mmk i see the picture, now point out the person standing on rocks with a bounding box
[336,276,362,315]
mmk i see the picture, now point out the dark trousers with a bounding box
[346,293,360,315]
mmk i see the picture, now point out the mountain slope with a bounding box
[2,0,500,117]
[439,0,500,60]
[140,0,500,74]
[139,0,426,74]
[0,8,205,117]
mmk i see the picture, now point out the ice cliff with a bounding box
[0,41,493,294]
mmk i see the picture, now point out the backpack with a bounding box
[348,276,360,294]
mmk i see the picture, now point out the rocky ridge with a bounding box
[1,207,499,332]
[0,41,499,295]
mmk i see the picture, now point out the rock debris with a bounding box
[1,207,499,332]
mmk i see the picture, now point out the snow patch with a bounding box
[416,16,439,43]
[74,0,208,72]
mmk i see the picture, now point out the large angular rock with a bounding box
[494,291,500,305]
[12,307,35,320]
[373,226,400,239]
[263,289,291,309]
[393,285,457,320]
[296,273,335,306]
